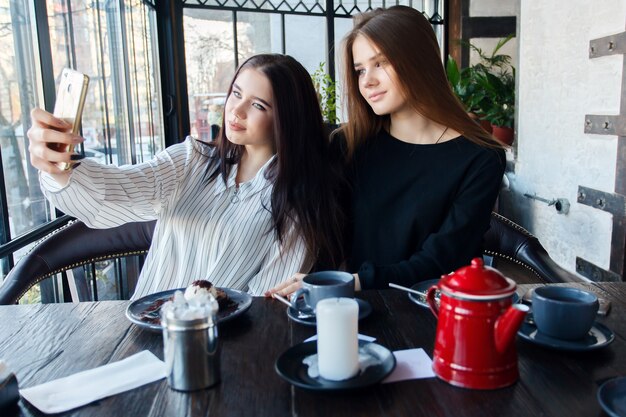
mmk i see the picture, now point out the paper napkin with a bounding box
[383,348,436,383]
[20,350,166,414]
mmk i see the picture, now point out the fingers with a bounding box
[30,108,72,131]
[264,273,306,298]
[27,107,84,174]
[353,273,362,291]
[28,138,82,174]
[29,107,83,147]
[28,140,73,170]
[28,122,82,146]
[29,151,76,175]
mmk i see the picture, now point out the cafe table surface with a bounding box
[0,282,624,417]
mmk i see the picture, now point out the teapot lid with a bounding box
[439,258,516,300]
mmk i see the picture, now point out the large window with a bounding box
[0,1,44,256]
[0,0,163,301]
[46,0,164,166]
[182,0,446,133]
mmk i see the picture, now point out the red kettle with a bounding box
[427,258,529,390]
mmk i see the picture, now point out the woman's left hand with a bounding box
[264,273,306,299]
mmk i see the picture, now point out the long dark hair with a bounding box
[205,54,344,269]
[340,6,504,156]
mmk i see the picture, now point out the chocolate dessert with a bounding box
[139,280,238,325]
[185,279,232,309]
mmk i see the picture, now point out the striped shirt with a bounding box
[40,137,307,298]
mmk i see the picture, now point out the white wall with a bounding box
[470,0,517,16]
[499,0,625,276]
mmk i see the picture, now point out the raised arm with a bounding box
[28,108,198,228]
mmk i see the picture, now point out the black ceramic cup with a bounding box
[531,286,599,340]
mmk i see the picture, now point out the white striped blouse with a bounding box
[39,137,307,299]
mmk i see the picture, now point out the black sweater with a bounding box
[345,129,506,289]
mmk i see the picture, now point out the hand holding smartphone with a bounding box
[53,68,89,170]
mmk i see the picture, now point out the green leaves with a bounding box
[446,35,515,128]
[446,57,461,88]
[312,62,338,124]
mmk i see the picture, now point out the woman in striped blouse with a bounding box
[27,54,345,298]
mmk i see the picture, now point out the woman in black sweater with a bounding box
[267,6,505,296]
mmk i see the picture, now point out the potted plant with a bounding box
[446,56,493,134]
[311,62,339,127]
[446,35,515,144]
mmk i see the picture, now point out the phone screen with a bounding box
[53,68,89,170]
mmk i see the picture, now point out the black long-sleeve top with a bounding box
[345,129,506,289]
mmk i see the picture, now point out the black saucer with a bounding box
[275,340,396,391]
[597,376,626,417]
[286,298,372,326]
[517,314,614,351]
[407,280,440,308]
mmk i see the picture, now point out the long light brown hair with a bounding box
[340,6,504,157]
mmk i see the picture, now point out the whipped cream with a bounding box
[160,280,220,321]
[183,280,217,305]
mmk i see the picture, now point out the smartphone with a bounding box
[53,68,89,170]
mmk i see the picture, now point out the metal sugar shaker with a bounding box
[161,299,220,391]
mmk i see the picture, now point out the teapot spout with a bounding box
[494,303,530,354]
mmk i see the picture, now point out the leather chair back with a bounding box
[0,213,583,305]
[0,220,155,305]
[484,212,583,283]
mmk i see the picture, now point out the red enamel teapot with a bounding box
[427,258,529,390]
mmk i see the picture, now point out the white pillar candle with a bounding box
[316,297,359,381]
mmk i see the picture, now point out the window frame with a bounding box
[0,0,448,300]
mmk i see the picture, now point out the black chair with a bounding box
[0,213,583,305]
[484,212,583,284]
[0,220,156,305]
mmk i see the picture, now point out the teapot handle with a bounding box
[426,286,439,317]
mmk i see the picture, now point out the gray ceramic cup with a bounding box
[532,286,599,340]
[290,271,355,313]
